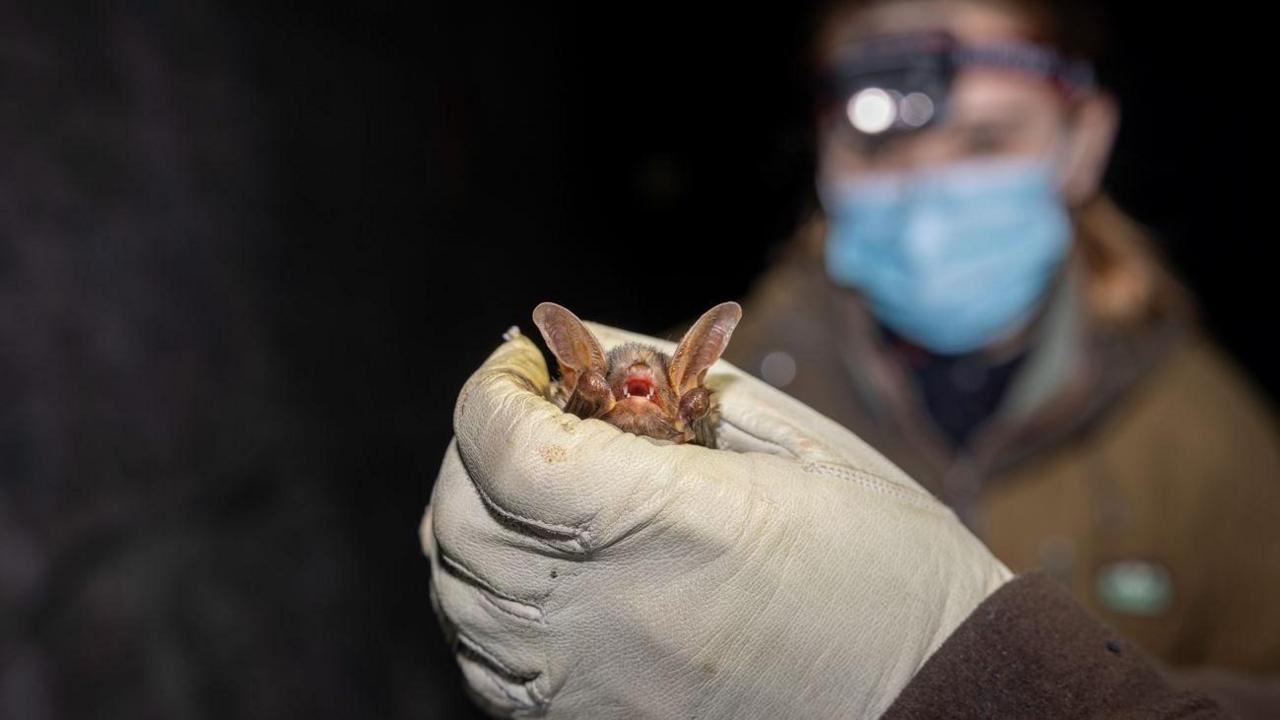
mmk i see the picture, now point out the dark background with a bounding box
[2,2,1274,718]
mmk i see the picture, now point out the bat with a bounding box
[531,301,742,448]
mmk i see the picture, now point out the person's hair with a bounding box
[809,0,1111,70]
[804,0,1192,329]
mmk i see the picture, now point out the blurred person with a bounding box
[424,2,1280,716]
[722,0,1280,712]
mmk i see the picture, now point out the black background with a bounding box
[2,2,1275,718]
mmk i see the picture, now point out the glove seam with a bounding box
[438,552,547,622]
[802,462,944,511]
[457,634,547,711]
[480,593,544,624]
[457,633,538,683]
[447,437,593,550]
[527,680,549,707]
[462,453,593,552]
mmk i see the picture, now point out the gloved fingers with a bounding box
[457,649,548,719]
[419,502,436,559]
[427,551,451,634]
[429,440,564,603]
[429,554,551,683]
[710,369,921,485]
[454,333,680,553]
[429,556,553,718]
[709,371,847,463]
[425,457,558,715]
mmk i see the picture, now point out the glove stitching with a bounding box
[449,439,588,548]
[479,593,543,624]
[472,480,590,549]
[457,633,540,683]
[476,669,539,716]
[802,462,942,510]
[438,552,547,622]
[527,679,549,707]
[457,634,547,711]
[457,446,592,552]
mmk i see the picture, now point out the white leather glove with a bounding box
[422,321,1012,719]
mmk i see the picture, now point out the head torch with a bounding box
[819,31,1095,140]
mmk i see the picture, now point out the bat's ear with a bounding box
[532,302,608,389]
[668,301,742,396]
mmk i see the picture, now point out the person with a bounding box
[720,0,1280,713]
[423,0,1280,716]
[422,324,1225,718]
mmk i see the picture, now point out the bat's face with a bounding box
[532,302,742,446]
[599,343,683,442]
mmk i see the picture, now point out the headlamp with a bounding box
[819,31,1095,139]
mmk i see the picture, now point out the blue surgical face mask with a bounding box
[821,157,1071,355]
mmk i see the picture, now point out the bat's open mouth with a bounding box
[622,376,655,401]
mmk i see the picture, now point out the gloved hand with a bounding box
[421,321,1012,719]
